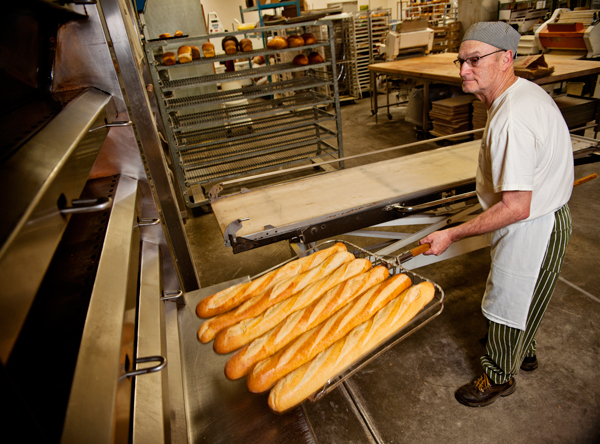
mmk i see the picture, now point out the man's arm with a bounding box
[420,190,532,256]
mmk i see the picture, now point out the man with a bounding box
[419,22,573,407]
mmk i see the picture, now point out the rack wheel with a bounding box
[371,110,376,115]
[387,114,392,120]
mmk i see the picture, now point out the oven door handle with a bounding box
[124,355,167,378]
[88,120,132,132]
[60,197,113,214]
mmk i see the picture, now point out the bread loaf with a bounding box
[178,45,192,63]
[163,52,176,66]
[308,52,324,64]
[224,265,389,379]
[287,34,305,48]
[159,33,171,39]
[247,273,412,393]
[267,36,288,50]
[268,282,436,412]
[215,258,373,355]
[190,45,201,60]
[174,30,183,37]
[202,42,215,57]
[196,242,347,318]
[302,33,317,45]
[198,251,355,343]
[240,38,253,52]
[292,54,309,66]
[224,41,237,54]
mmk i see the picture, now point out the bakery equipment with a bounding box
[535,8,600,58]
[383,19,434,61]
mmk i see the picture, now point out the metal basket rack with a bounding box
[250,239,444,405]
[353,9,391,94]
[145,21,344,208]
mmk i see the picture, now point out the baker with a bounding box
[419,21,573,407]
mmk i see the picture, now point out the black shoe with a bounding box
[520,355,538,372]
[455,374,517,407]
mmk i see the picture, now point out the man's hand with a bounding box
[417,190,532,256]
[420,229,454,256]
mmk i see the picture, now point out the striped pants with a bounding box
[481,205,572,384]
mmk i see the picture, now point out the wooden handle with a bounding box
[410,243,431,257]
[574,173,597,187]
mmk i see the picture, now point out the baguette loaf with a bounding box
[198,251,355,343]
[196,243,347,318]
[268,282,436,412]
[224,265,389,379]
[247,273,412,393]
[215,258,372,354]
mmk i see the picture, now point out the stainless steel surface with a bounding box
[133,241,170,444]
[61,175,141,444]
[98,0,200,292]
[177,283,316,444]
[53,4,126,113]
[0,88,113,364]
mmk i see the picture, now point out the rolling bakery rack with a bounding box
[144,21,344,208]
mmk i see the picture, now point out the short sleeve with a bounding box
[489,128,536,193]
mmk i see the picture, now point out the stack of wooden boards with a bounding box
[429,94,477,139]
[472,100,487,140]
[195,243,435,412]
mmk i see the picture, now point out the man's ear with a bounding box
[502,50,514,71]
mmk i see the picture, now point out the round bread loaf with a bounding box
[252,55,265,65]
[301,33,317,45]
[266,36,288,50]
[162,51,176,66]
[159,33,171,39]
[202,42,215,57]
[190,45,201,60]
[174,30,183,37]
[224,41,238,54]
[240,38,253,52]
[287,34,305,48]
[178,45,192,63]
[308,51,324,64]
[292,54,309,66]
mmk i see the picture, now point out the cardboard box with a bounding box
[514,54,555,79]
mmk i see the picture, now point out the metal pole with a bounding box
[97,0,200,292]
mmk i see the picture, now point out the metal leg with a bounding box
[422,80,430,138]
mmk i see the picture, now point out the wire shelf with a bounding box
[174,108,335,150]
[160,62,330,90]
[183,143,338,184]
[170,92,333,132]
[165,76,331,112]
[180,126,336,168]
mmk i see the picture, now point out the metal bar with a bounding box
[98,0,199,292]
[218,128,484,188]
[61,176,141,444]
[328,20,345,164]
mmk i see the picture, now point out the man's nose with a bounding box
[459,61,472,76]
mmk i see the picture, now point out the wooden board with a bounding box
[368,53,600,86]
[211,142,481,238]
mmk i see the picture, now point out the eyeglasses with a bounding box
[454,49,506,68]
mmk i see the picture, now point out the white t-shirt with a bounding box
[477,77,573,330]
[477,77,574,218]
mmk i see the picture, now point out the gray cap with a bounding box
[462,21,520,58]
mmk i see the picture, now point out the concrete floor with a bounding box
[184,97,600,444]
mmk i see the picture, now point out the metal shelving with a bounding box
[145,21,344,208]
[354,9,391,94]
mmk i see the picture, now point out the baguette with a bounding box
[247,273,412,393]
[268,282,436,412]
[198,251,355,343]
[196,242,347,318]
[215,258,373,354]
[224,265,389,379]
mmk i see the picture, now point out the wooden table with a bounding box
[368,52,600,130]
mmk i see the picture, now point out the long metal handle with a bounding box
[385,191,478,213]
[60,197,113,214]
[124,355,167,378]
[88,120,132,132]
[134,218,161,228]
